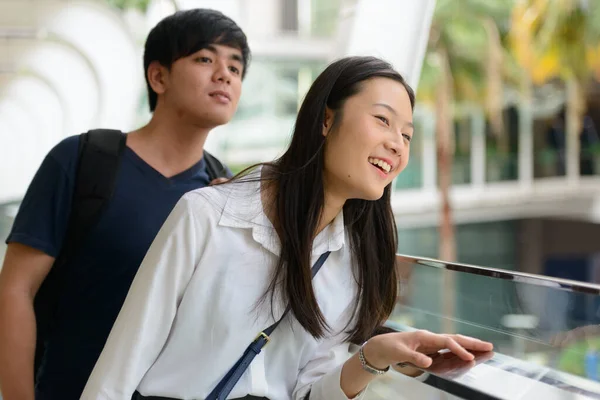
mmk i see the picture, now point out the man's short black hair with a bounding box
[143,8,251,112]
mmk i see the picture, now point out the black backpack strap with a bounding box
[33,129,126,379]
[67,129,127,247]
[204,150,232,180]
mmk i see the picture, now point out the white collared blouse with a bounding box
[81,169,364,400]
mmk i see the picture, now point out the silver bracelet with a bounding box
[359,344,389,375]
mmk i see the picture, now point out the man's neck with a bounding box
[127,110,214,178]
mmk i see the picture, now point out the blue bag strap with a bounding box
[206,251,332,400]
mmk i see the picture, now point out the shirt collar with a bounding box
[218,167,345,256]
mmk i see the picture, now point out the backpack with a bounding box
[33,129,230,380]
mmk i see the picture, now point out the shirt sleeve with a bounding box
[295,337,430,400]
[293,305,367,400]
[80,194,203,400]
[5,137,79,257]
[293,338,367,400]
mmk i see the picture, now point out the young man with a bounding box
[0,9,250,400]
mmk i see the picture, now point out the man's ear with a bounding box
[322,107,334,137]
[147,61,168,95]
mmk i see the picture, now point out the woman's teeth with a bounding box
[368,157,391,173]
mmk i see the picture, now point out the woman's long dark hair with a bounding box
[236,56,415,344]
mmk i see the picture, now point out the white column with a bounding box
[518,101,534,187]
[239,0,280,37]
[332,0,436,91]
[421,108,437,189]
[297,0,312,37]
[471,111,486,188]
[174,0,243,22]
[566,78,581,185]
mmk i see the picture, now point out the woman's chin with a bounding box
[354,188,385,202]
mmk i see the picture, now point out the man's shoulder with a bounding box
[49,135,80,158]
[45,135,81,173]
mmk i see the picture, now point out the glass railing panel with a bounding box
[371,255,600,399]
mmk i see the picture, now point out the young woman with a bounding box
[82,56,492,400]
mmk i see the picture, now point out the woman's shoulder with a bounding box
[181,186,233,225]
[183,167,263,220]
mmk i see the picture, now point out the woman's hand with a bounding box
[340,330,493,397]
[362,330,494,369]
[209,177,229,185]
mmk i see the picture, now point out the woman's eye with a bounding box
[376,115,390,126]
[402,133,412,142]
[197,57,212,63]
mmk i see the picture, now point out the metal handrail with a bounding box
[397,253,600,295]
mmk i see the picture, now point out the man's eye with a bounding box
[196,57,212,63]
[229,66,240,75]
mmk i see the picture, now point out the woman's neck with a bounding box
[260,168,345,238]
[316,193,344,235]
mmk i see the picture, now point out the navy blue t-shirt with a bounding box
[6,135,218,399]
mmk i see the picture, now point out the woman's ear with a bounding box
[322,107,334,137]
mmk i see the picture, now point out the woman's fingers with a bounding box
[451,334,494,352]
[441,336,475,361]
[411,331,473,361]
[404,349,433,368]
[389,331,494,368]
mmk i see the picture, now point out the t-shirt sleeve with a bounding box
[225,164,234,178]
[5,136,79,258]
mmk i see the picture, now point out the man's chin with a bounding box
[196,114,234,129]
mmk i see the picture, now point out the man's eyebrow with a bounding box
[204,44,243,63]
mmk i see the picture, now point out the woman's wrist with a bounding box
[359,345,389,375]
[361,338,390,370]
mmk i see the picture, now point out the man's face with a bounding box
[160,44,244,128]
